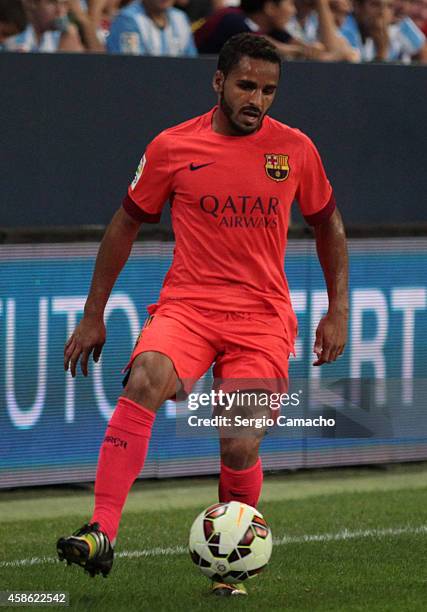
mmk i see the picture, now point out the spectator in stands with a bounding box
[410,0,427,34]
[195,0,356,60]
[69,0,128,46]
[67,0,105,50]
[340,0,426,61]
[286,0,318,40]
[86,0,119,26]
[6,0,84,51]
[83,0,122,39]
[0,0,27,49]
[392,0,427,59]
[287,0,359,59]
[330,0,353,27]
[174,1,220,23]
[107,0,197,55]
[194,0,298,54]
[174,1,242,24]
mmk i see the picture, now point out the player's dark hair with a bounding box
[217,33,282,78]
[0,0,27,31]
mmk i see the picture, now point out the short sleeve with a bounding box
[123,133,173,224]
[295,134,335,226]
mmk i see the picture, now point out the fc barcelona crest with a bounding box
[265,154,290,182]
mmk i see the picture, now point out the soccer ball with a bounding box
[188,501,272,583]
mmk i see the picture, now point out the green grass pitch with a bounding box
[0,463,426,611]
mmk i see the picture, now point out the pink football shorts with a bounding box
[124,301,294,397]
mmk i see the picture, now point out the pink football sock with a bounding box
[218,457,263,508]
[91,396,155,543]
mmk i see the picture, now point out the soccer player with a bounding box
[57,33,348,596]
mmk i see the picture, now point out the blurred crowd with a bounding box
[1,0,426,62]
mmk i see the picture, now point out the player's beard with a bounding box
[219,92,262,136]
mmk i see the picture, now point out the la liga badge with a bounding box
[265,154,290,182]
[131,154,146,190]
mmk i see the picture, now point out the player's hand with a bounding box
[64,315,106,377]
[313,310,348,366]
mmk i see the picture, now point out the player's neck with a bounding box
[212,107,259,137]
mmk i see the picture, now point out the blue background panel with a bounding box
[0,239,426,487]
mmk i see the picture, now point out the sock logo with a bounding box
[104,435,128,449]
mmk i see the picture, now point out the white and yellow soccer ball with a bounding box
[188,501,272,583]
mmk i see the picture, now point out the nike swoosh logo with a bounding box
[189,162,215,171]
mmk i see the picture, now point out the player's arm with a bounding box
[65,134,171,377]
[313,207,349,365]
[64,207,141,377]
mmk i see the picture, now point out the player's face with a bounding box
[214,56,280,136]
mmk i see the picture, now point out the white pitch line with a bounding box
[276,525,427,544]
[1,525,426,569]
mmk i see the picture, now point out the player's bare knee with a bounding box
[220,438,260,470]
[123,352,177,410]
[123,367,170,411]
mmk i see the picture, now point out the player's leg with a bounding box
[57,304,217,577]
[56,351,177,577]
[212,424,265,597]
[89,351,178,543]
[210,311,291,596]
[218,434,264,507]
[214,310,292,510]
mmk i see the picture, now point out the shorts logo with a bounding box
[265,154,290,182]
[131,154,146,190]
[133,315,154,349]
[143,314,154,329]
